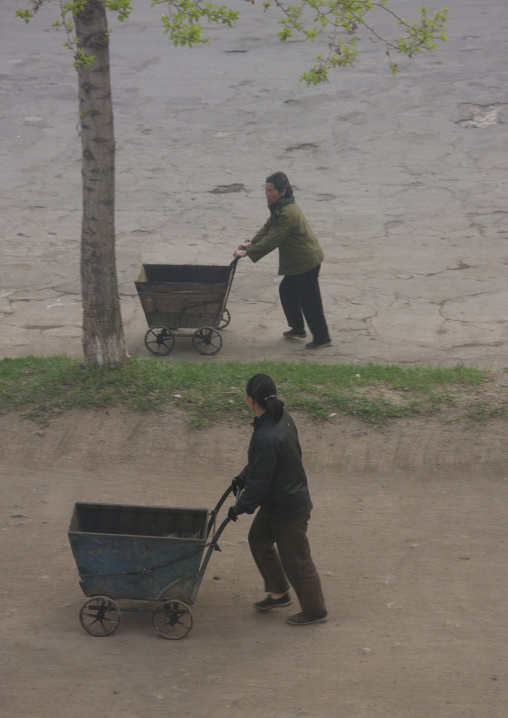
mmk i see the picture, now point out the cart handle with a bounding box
[214,484,235,514]
[209,514,231,549]
[207,484,236,538]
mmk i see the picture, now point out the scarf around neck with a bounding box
[268,196,295,224]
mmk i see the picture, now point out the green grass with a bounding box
[1,356,503,427]
[463,399,508,423]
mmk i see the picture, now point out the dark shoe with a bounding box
[254,594,292,611]
[283,328,307,339]
[287,611,328,626]
[305,340,331,349]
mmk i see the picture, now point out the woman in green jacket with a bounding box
[234,172,331,349]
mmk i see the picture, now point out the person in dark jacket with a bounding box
[233,171,331,349]
[228,373,328,626]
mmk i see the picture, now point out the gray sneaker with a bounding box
[254,594,292,611]
[287,611,328,626]
[305,341,331,349]
[283,329,307,339]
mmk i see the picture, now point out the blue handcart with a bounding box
[68,486,234,639]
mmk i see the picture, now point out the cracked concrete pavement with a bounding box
[1,0,507,367]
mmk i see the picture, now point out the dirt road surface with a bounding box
[1,410,506,718]
[1,0,507,714]
[1,0,508,367]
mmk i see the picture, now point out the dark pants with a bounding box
[279,264,330,344]
[248,511,326,616]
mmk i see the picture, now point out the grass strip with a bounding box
[0,356,500,427]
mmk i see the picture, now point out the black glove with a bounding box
[228,506,238,522]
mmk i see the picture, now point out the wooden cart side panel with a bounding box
[138,264,231,284]
[136,282,228,329]
[69,503,210,538]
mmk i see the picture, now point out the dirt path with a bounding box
[1,410,506,717]
[2,0,508,369]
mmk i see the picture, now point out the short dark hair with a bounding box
[246,373,285,422]
[266,172,294,199]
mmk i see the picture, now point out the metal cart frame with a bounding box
[68,486,234,639]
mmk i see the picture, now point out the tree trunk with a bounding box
[75,0,128,364]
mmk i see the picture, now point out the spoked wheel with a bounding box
[79,596,121,637]
[152,600,193,640]
[218,308,231,329]
[192,327,222,356]
[144,326,175,356]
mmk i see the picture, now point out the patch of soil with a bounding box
[1,409,506,718]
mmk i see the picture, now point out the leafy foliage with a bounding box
[153,0,240,46]
[17,0,132,66]
[16,0,448,82]
[266,0,449,82]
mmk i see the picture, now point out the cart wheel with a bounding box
[144,326,175,356]
[152,600,193,640]
[79,596,121,637]
[218,308,231,329]
[192,327,222,355]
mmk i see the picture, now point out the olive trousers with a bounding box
[248,511,326,616]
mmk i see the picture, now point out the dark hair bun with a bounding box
[246,374,285,422]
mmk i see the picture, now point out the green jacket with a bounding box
[246,202,324,276]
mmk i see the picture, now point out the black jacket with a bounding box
[235,410,313,521]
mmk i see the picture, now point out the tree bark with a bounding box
[75,0,128,364]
